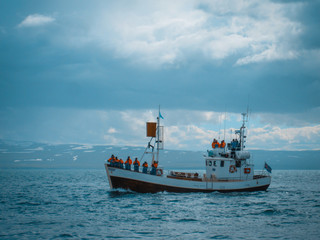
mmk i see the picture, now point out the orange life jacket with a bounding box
[153,162,158,168]
[133,160,140,166]
[108,156,115,162]
[212,141,220,148]
[125,158,132,164]
[120,159,124,164]
[143,162,148,167]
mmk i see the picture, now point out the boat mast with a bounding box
[240,113,246,151]
[156,105,160,163]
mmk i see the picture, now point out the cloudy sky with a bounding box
[0,0,319,151]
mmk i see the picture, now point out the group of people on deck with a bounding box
[212,139,226,149]
[107,154,159,175]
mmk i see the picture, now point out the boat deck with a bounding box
[167,175,202,181]
[167,173,270,183]
[106,164,270,184]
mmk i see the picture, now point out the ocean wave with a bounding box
[1,169,320,239]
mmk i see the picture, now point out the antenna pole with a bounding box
[156,105,160,163]
[240,113,246,151]
[223,110,226,140]
[218,114,221,140]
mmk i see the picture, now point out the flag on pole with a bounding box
[159,111,164,119]
[264,162,272,173]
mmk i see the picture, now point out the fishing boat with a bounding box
[104,110,271,193]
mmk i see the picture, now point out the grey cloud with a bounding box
[1,1,319,115]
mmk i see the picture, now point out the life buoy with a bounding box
[229,165,237,173]
[244,168,251,174]
[156,168,163,176]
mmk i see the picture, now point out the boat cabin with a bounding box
[205,113,254,181]
[205,150,253,181]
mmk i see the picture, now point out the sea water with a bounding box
[0,169,319,239]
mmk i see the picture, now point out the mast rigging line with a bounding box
[140,137,154,162]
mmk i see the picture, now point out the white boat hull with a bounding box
[105,164,271,193]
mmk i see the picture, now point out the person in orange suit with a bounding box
[142,161,148,173]
[212,138,220,148]
[151,161,158,175]
[125,156,132,170]
[220,140,226,148]
[114,157,119,168]
[108,154,115,166]
[119,158,124,169]
[133,158,140,172]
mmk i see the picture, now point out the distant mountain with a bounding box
[0,140,319,170]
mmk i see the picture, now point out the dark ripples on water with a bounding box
[1,169,320,239]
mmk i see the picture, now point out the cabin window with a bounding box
[213,161,216,166]
[236,160,241,168]
[208,161,212,166]
[220,161,224,167]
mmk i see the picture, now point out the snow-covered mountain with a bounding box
[0,140,319,170]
